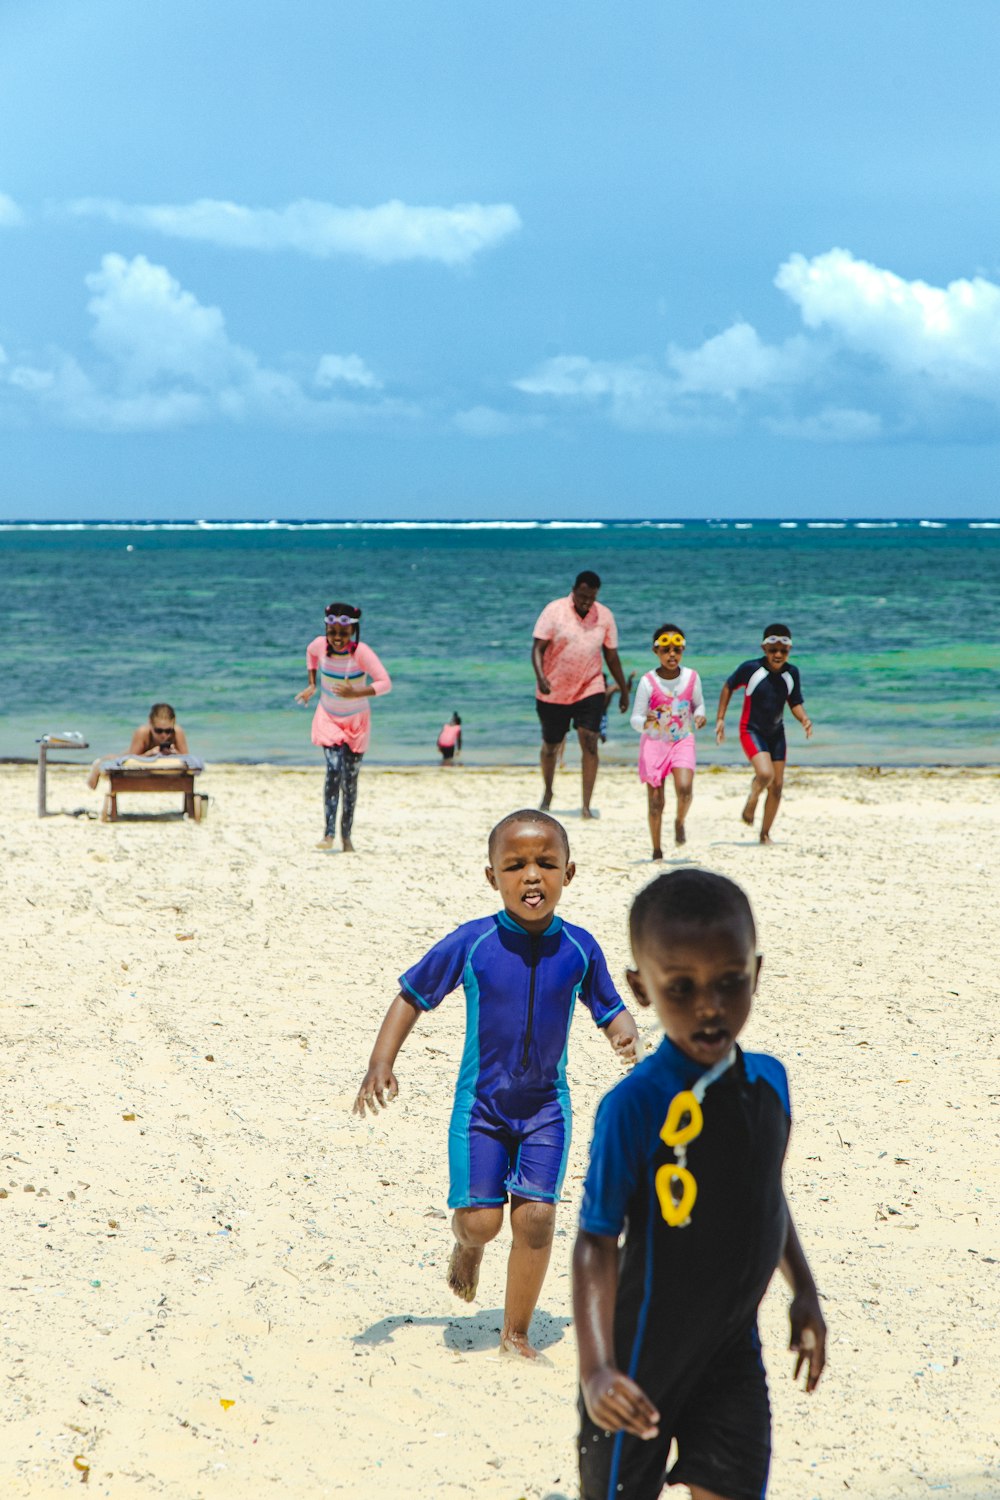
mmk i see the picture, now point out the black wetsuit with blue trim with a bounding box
[578,1036,791,1500]
[400,911,624,1209]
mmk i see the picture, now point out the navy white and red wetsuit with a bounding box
[726,657,804,763]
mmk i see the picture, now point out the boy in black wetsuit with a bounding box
[573,869,825,1500]
[715,624,813,844]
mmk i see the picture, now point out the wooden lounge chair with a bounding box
[99,756,207,823]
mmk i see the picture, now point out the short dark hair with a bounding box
[149,703,176,722]
[763,622,791,639]
[574,570,601,590]
[488,809,570,862]
[652,622,685,643]
[629,869,756,953]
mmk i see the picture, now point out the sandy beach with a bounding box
[1,759,998,1499]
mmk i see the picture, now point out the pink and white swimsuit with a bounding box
[631,667,704,785]
[305,637,392,753]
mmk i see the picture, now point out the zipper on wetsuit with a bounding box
[521,935,541,1070]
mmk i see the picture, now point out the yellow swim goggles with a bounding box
[654,632,686,648]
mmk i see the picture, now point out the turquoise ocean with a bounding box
[2,519,998,767]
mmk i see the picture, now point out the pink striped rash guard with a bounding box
[305,636,391,752]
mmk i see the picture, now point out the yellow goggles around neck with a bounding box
[655,632,686,649]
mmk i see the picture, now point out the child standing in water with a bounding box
[295,603,391,852]
[715,624,812,845]
[630,626,706,856]
[437,712,462,765]
[354,810,639,1360]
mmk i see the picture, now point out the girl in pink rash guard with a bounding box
[295,603,392,851]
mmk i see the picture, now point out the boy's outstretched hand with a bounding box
[583,1366,660,1440]
[353,1063,399,1116]
[789,1288,826,1391]
[611,1032,638,1067]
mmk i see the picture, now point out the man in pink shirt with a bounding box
[532,570,631,818]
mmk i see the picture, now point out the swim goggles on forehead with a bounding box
[325,614,358,627]
[762,635,792,646]
[654,632,686,648]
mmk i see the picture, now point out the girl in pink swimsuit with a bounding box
[630,624,706,856]
[295,603,392,851]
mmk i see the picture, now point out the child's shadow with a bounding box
[354,1308,571,1354]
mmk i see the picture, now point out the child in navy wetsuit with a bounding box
[354,809,640,1360]
[715,624,813,844]
[574,869,826,1500]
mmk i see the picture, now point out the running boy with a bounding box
[715,624,813,844]
[354,810,639,1360]
[574,869,826,1500]
[631,625,706,856]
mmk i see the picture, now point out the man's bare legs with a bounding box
[647,783,665,859]
[449,1204,503,1301]
[539,740,560,809]
[578,726,599,818]
[500,1197,556,1359]
[688,1488,730,1500]
[671,766,694,845]
[742,752,785,843]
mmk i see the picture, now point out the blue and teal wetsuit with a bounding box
[400,910,625,1208]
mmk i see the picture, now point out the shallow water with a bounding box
[2,519,998,766]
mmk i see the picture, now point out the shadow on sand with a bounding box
[354,1306,571,1354]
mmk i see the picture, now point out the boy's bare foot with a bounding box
[540,791,553,810]
[674,821,686,845]
[741,801,756,827]
[651,847,663,861]
[447,1243,482,1303]
[315,835,335,851]
[342,836,355,852]
[499,1328,549,1362]
[759,832,772,845]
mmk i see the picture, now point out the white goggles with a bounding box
[762,635,792,646]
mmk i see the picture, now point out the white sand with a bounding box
[1,760,998,1498]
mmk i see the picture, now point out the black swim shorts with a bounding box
[579,1328,772,1500]
[536,691,605,745]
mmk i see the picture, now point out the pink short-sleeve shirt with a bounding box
[532,595,618,704]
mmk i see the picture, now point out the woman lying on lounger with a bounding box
[87,703,191,789]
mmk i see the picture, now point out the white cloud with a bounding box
[514,249,1000,441]
[315,354,381,390]
[0,253,416,432]
[453,405,545,437]
[667,322,809,399]
[68,196,521,266]
[775,248,1000,394]
[0,192,26,227]
[766,406,883,442]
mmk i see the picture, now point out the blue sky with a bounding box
[1,0,998,519]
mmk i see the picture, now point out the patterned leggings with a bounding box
[323,745,363,839]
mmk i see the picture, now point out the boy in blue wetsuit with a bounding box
[354,809,639,1360]
[715,624,813,844]
[573,869,825,1500]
